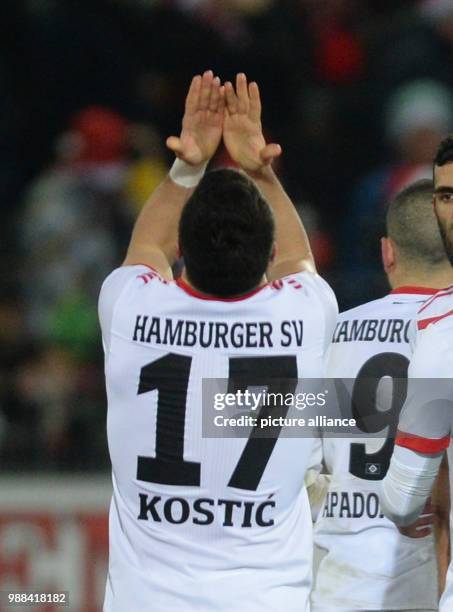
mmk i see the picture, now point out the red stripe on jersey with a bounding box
[135,265,170,285]
[138,273,158,283]
[176,278,268,301]
[418,285,453,314]
[287,279,303,289]
[390,286,439,295]
[395,430,450,454]
[417,309,453,330]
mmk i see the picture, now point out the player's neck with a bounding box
[180,270,268,298]
[390,269,453,292]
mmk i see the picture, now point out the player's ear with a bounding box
[381,237,396,274]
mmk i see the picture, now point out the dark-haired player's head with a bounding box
[382,178,450,287]
[179,168,275,297]
[433,135,453,265]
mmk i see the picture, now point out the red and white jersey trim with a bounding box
[175,277,268,302]
[418,285,453,314]
[395,430,451,454]
[133,265,307,300]
[418,308,453,330]
[390,286,439,296]
[137,270,168,285]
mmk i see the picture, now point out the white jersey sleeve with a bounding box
[396,287,453,453]
[396,322,452,453]
[380,445,443,526]
[99,265,153,355]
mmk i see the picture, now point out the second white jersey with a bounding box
[99,265,338,612]
[396,285,453,612]
[312,288,438,611]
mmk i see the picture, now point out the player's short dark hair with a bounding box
[386,179,446,266]
[179,168,275,297]
[434,135,453,167]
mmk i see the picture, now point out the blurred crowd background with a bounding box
[2,0,453,471]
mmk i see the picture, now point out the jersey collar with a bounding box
[390,286,439,295]
[175,278,268,302]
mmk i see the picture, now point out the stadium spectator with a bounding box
[343,79,453,308]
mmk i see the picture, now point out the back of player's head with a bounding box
[386,178,446,267]
[179,168,275,297]
[434,134,453,169]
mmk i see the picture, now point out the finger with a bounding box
[399,525,432,539]
[249,81,262,122]
[414,515,435,527]
[411,527,432,538]
[422,500,436,514]
[217,85,226,115]
[224,81,238,114]
[209,76,221,113]
[260,143,282,165]
[166,136,183,155]
[199,70,214,111]
[185,75,202,114]
[236,73,249,114]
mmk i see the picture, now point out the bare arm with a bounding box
[123,177,195,280]
[223,74,315,279]
[123,71,224,279]
[248,167,315,278]
[432,453,451,597]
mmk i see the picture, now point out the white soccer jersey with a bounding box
[312,287,439,611]
[396,285,453,612]
[98,264,337,612]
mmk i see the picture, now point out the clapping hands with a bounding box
[166,70,281,173]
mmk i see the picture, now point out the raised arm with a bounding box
[223,73,315,280]
[123,70,224,279]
